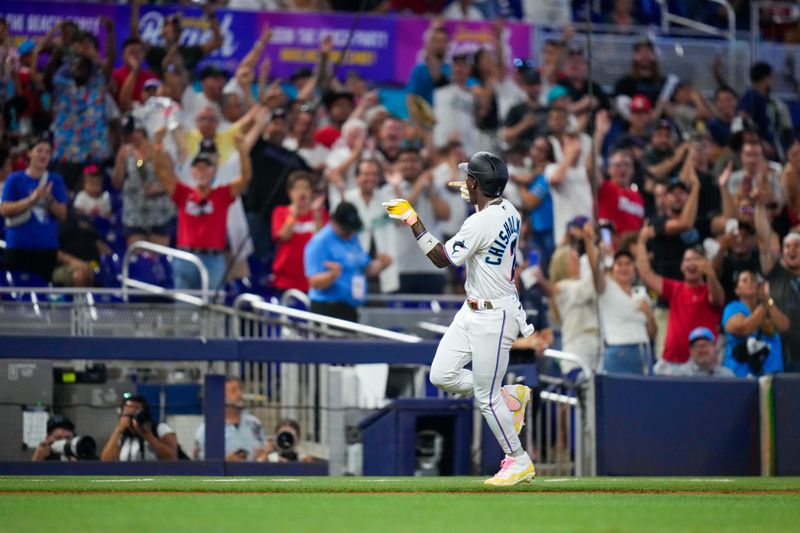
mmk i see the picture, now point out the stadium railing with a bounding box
[0,267,597,477]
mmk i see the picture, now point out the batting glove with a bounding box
[382,198,418,226]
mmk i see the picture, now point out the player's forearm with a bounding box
[411,219,450,269]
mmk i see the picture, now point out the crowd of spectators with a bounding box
[0,1,799,382]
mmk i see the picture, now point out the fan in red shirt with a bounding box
[111,38,158,112]
[636,222,725,372]
[271,171,328,293]
[153,131,252,293]
[598,151,645,237]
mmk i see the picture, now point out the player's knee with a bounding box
[429,367,450,389]
[472,386,498,410]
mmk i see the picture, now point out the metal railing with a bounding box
[121,241,209,305]
[232,293,423,343]
[532,349,596,477]
[656,0,737,83]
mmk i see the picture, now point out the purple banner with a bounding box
[2,2,531,86]
[258,12,397,83]
[0,1,117,55]
[124,5,260,76]
[394,18,533,83]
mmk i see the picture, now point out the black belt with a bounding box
[180,248,224,256]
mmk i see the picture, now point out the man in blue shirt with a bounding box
[519,168,554,272]
[406,25,451,107]
[0,137,68,282]
[304,201,392,322]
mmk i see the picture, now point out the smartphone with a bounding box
[725,218,739,235]
[600,228,612,247]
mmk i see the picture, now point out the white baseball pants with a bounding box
[429,302,525,455]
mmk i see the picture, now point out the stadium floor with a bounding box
[2,476,798,532]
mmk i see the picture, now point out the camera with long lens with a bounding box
[50,436,97,460]
[275,431,298,461]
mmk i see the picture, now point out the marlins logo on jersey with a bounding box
[444,200,521,301]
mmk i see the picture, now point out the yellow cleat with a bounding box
[484,455,536,486]
[502,384,531,435]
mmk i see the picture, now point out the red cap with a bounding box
[630,94,652,113]
[314,126,341,148]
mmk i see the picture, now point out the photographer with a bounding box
[101,394,178,461]
[31,415,97,461]
[193,377,267,461]
[265,419,312,463]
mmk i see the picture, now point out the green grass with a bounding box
[1,477,799,532]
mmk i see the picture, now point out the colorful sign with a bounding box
[1,2,532,85]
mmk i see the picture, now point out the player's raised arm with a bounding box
[382,199,452,269]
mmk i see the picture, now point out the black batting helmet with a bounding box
[458,151,508,197]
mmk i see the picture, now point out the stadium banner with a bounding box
[256,12,397,83]
[2,1,531,86]
[0,1,118,56]
[393,18,532,83]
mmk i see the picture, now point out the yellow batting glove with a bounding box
[382,198,418,226]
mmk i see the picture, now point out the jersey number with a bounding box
[509,238,517,282]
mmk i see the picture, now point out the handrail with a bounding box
[0,286,207,296]
[232,293,422,343]
[656,0,736,83]
[121,241,209,305]
[280,288,312,310]
[543,348,595,381]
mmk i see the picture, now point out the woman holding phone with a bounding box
[584,222,656,375]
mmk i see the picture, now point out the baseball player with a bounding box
[383,151,535,486]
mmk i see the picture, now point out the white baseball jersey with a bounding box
[443,199,521,301]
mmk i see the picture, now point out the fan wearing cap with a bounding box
[755,196,800,372]
[303,201,391,322]
[654,327,734,377]
[621,95,655,147]
[153,132,251,292]
[32,415,77,461]
[721,270,788,377]
[642,119,688,182]
[12,38,47,136]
